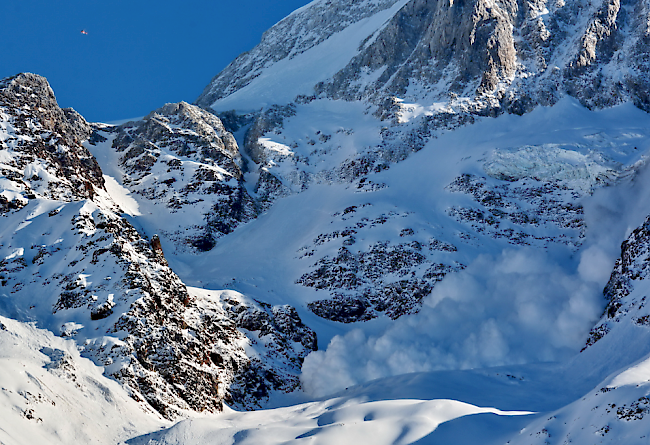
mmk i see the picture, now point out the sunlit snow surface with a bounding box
[102,175,141,216]
[209,0,410,112]
[116,99,650,443]
[128,396,532,445]
[0,317,166,445]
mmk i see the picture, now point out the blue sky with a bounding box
[1,1,310,122]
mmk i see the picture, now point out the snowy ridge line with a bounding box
[127,395,535,445]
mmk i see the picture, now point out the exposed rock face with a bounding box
[216,293,317,405]
[0,74,315,418]
[0,73,94,146]
[199,0,650,114]
[584,214,650,349]
[0,73,104,207]
[300,241,464,321]
[294,204,465,322]
[1,199,314,418]
[446,173,586,247]
[115,102,241,175]
[446,143,633,247]
[106,101,258,251]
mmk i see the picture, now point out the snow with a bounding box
[0,316,166,445]
[104,116,145,126]
[210,0,410,112]
[102,174,141,216]
[5,87,650,443]
[609,355,650,388]
[258,137,294,157]
[128,394,533,445]
[160,99,650,380]
[76,96,637,443]
[4,248,24,260]
[395,99,450,123]
[14,221,32,232]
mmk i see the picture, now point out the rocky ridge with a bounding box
[196,0,406,110]
[99,101,258,252]
[201,0,650,115]
[0,73,316,418]
[0,73,103,208]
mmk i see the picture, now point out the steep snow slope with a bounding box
[126,135,650,443]
[128,343,650,445]
[0,316,166,445]
[197,0,409,111]
[104,91,650,441]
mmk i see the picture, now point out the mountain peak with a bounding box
[198,0,650,116]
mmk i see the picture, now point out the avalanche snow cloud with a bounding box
[301,120,650,398]
[301,247,602,396]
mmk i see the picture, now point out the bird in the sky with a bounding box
[81,30,88,35]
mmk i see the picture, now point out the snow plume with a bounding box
[301,163,650,398]
[301,248,603,397]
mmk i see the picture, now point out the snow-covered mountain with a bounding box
[0,73,316,421]
[198,0,650,115]
[3,0,650,443]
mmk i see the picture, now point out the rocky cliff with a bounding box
[98,101,258,252]
[198,0,650,115]
[0,73,316,418]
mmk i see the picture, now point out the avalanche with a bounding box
[4,0,650,443]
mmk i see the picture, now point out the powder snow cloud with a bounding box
[301,162,650,398]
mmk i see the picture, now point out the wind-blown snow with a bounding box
[300,160,650,398]
[300,247,604,396]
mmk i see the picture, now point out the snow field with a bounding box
[0,317,166,445]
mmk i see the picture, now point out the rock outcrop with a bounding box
[584,213,650,350]
[101,101,258,252]
[0,74,315,418]
[0,73,103,207]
